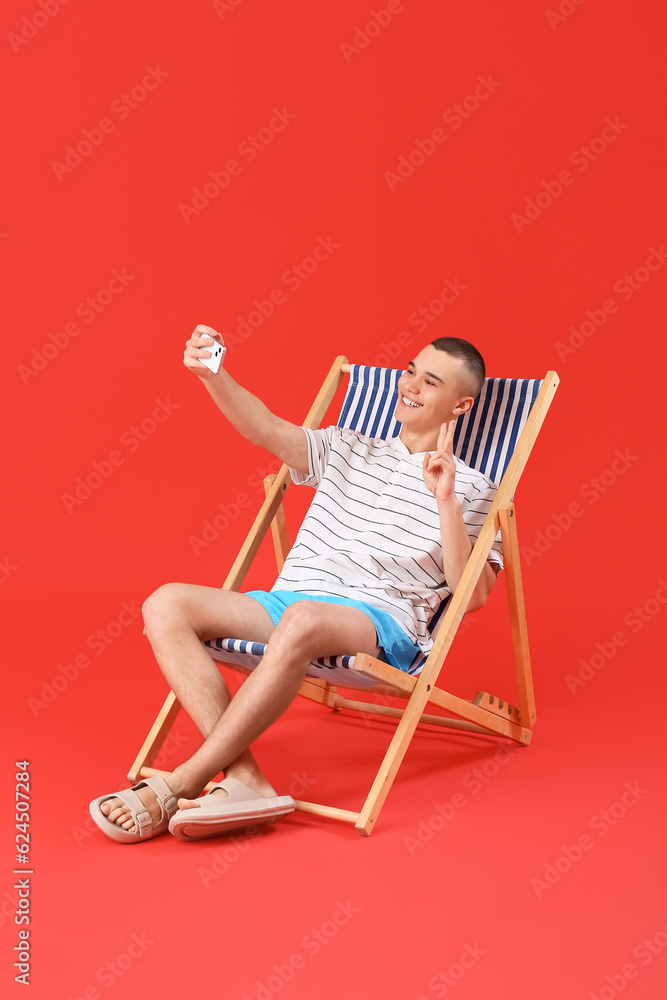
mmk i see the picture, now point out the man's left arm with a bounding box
[435,497,497,612]
[423,420,497,613]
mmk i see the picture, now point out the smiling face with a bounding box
[395,345,475,450]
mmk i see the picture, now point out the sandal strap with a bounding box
[112,776,178,838]
[140,775,178,821]
[114,787,154,838]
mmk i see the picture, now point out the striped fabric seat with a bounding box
[204,599,450,689]
[205,637,383,689]
[204,365,543,688]
[339,365,543,486]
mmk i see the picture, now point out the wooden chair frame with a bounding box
[129,356,559,836]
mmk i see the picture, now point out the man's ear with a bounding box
[453,396,475,416]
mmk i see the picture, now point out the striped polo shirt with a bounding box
[271,426,504,654]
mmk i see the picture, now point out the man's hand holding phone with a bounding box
[184,325,226,377]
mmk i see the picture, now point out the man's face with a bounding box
[395,345,474,433]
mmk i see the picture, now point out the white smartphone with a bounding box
[199,331,226,374]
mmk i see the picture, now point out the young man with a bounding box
[89,330,503,843]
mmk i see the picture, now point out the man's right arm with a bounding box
[183,325,309,476]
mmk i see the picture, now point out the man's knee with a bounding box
[142,582,191,634]
[272,602,322,655]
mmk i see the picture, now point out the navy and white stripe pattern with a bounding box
[339,366,542,486]
[338,365,403,440]
[205,634,428,676]
[205,636,355,669]
[204,366,541,681]
[203,637,383,689]
[271,425,502,654]
[452,377,542,485]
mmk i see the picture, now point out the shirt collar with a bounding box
[388,434,465,468]
[388,434,429,464]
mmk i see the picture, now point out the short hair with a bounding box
[430,337,486,398]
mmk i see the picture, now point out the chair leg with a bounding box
[354,690,428,836]
[264,475,290,571]
[499,505,536,727]
[127,691,181,783]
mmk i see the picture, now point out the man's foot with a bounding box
[89,775,180,844]
[175,770,277,811]
[100,786,161,832]
[168,777,296,841]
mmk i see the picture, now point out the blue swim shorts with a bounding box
[243,590,422,673]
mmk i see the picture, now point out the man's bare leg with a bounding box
[100,584,277,832]
[146,585,283,800]
[100,584,380,833]
[173,597,381,812]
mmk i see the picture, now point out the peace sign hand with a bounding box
[422,419,457,503]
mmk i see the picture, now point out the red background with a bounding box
[2,1,666,997]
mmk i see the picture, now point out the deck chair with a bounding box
[129,357,559,836]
